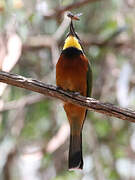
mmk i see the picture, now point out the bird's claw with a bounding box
[66,89,80,96]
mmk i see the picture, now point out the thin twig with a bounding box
[44,0,99,19]
[0,94,46,112]
[0,70,135,122]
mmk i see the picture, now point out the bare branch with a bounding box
[53,13,70,41]
[23,33,130,51]
[0,94,46,112]
[44,0,99,19]
[46,123,69,153]
[23,35,54,49]
[0,70,135,122]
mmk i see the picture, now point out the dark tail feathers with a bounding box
[68,134,83,170]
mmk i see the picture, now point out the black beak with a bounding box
[69,20,75,36]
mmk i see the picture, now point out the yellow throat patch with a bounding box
[63,35,82,51]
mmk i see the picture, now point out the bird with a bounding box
[56,12,92,170]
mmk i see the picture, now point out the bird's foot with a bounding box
[66,89,81,96]
[56,86,63,91]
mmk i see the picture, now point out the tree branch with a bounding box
[0,70,135,122]
[0,94,46,112]
[44,0,99,19]
[23,32,129,51]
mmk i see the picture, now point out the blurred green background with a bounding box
[0,0,135,179]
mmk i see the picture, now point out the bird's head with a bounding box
[63,12,83,51]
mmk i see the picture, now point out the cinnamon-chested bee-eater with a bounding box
[56,13,92,170]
